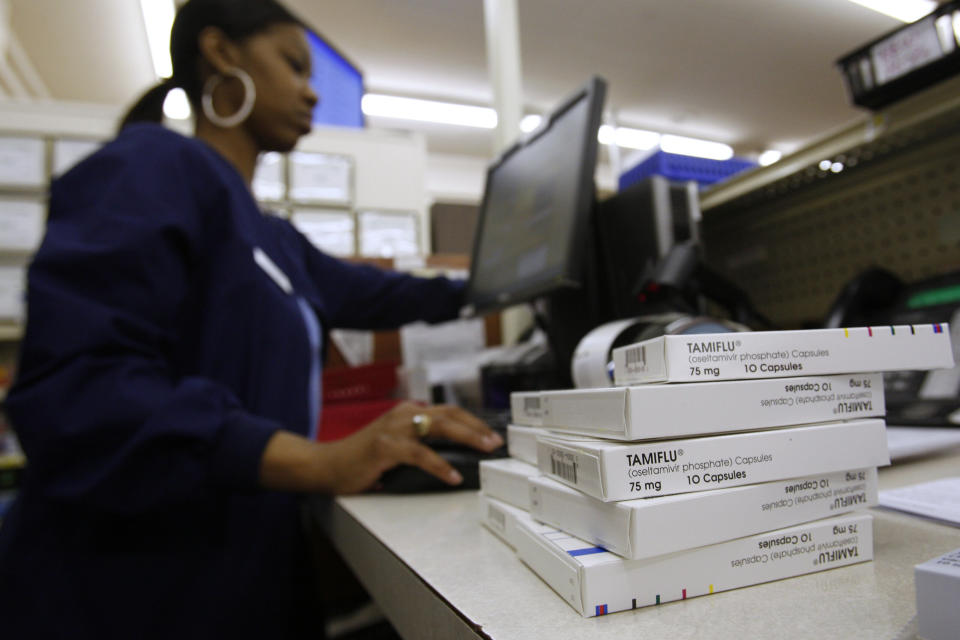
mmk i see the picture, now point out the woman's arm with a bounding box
[260,401,502,493]
[276,218,467,330]
[6,133,283,514]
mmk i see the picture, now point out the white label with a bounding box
[0,199,45,250]
[289,152,352,203]
[0,137,45,187]
[252,152,286,202]
[291,209,355,257]
[872,17,943,85]
[358,211,419,258]
[0,266,26,320]
[52,139,101,178]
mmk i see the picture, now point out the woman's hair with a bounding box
[119,0,304,131]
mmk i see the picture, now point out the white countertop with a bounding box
[325,447,960,640]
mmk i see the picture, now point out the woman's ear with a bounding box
[197,26,242,75]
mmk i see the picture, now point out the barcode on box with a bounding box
[487,504,506,533]
[624,345,646,372]
[524,397,542,413]
[550,451,578,484]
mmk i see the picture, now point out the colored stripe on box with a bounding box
[568,546,607,557]
[934,324,943,333]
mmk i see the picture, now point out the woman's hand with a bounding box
[259,402,503,495]
[322,402,503,494]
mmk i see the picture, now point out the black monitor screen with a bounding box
[465,77,606,314]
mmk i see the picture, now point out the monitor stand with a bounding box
[535,194,611,389]
[479,194,613,404]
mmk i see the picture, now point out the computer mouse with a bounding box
[375,443,508,494]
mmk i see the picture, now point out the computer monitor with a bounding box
[464,77,607,387]
[305,30,365,128]
[464,76,607,316]
[595,176,701,319]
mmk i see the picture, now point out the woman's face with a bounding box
[237,23,319,152]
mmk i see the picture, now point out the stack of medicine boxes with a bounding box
[479,324,954,618]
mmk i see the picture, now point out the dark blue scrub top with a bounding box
[0,123,465,638]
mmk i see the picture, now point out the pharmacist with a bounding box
[0,0,502,638]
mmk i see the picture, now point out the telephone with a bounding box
[824,268,960,426]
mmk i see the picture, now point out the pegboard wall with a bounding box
[702,99,960,328]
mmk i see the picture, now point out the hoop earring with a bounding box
[201,68,256,128]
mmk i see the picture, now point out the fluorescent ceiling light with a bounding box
[140,0,176,78]
[520,114,542,132]
[163,88,191,120]
[361,94,497,129]
[661,134,733,160]
[758,150,782,166]
[614,126,661,150]
[845,0,937,23]
[361,95,723,158]
[598,125,661,150]
[597,125,616,145]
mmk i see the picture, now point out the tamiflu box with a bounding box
[915,547,960,640]
[529,468,878,559]
[538,373,884,441]
[613,324,953,385]
[507,424,544,465]
[514,510,873,618]
[536,418,889,501]
[479,458,540,510]
[480,494,529,550]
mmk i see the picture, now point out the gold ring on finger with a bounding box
[412,413,433,438]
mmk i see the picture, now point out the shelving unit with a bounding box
[700,74,960,327]
[0,96,432,306]
[0,98,434,401]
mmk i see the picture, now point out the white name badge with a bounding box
[252,247,292,295]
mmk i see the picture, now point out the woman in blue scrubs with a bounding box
[0,1,502,637]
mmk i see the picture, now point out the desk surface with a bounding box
[324,447,960,640]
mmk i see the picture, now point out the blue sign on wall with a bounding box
[306,30,364,129]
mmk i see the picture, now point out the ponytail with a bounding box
[118,79,174,133]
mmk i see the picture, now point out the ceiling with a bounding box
[4,0,925,161]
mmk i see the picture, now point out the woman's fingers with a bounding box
[329,402,506,494]
[434,404,491,433]
[383,402,503,451]
[375,432,464,485]
[424,406,503,451]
